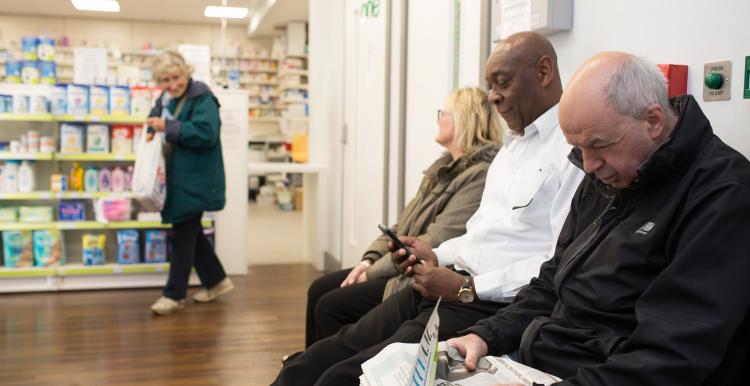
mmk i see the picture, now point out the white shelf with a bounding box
[0,263,201,293]
[249,117,281,123]
[281,98,308,105]
[279,69,308,77]
[248,162,324,174]
[0,191,136,200]
[281,84,309,91]
[249,136,288,143]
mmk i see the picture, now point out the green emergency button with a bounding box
[704,72,724,89]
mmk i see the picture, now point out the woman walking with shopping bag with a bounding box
[144,51,233,315]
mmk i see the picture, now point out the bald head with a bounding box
[490,31,559,71]
[484,32,562,133]
[559,51,676,189]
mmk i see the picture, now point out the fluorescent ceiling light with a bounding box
[71,0,120,12]
[204,6,249,19]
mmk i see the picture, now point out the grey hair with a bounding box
[603,55,674,120]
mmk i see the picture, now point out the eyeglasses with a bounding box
[437,109,452,121]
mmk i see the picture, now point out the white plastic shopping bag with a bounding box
[132,125,167,211]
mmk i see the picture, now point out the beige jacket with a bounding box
[363,143,500,299]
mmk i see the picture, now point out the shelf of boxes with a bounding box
[280,84,309,91]
[279,69,309,77]
[249,117,281,123]
[0,191,136,200]
[54,153,137,162]
[281,98,309,104]
[0,153,136,161]
[0,219,213,231]
[0,113,147,124]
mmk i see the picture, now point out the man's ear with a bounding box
[644,104,666,140]
[537,56,554,88]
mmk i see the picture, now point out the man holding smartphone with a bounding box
[272,31,584,386]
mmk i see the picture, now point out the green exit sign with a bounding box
[745,56,750,99]
[361,0,380,18]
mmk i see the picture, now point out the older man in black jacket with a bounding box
[448,52,750,386]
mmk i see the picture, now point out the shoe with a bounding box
[150,296,185,315]
[193,277,235,303]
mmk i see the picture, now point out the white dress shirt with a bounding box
[434,104,584,302]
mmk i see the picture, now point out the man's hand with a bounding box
[340,260,370,287]
[389,237,438,275]
[411,262,465,301]
[447,334,489,371]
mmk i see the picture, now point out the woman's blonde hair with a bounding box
[151,50,193,81]
[445,87,504,154]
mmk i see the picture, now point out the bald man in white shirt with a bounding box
[272,31,584,386]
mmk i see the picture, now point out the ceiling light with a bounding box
[204,6,249,19]
[71,0,120,12]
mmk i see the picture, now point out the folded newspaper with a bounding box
[359,299,561,386]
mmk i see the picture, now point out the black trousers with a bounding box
[273,286,505,386]
[163,213,227,300]
[305,268,389,348]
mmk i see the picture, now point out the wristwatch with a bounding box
[457,276,475,303]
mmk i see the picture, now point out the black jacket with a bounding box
[467,95,750,385]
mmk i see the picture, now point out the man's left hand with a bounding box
[146,117,166,132]
[411,261,465,301]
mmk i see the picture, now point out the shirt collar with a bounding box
[503,103,560,143]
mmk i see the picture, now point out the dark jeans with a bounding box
[306,268,389,348]
[273,286,505,386]
[163,213,227,300]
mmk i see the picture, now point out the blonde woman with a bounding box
[304,87,504,348]
[146,51,233,315]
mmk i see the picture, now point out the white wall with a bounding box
[545,0,750,156]
[403,0,456,200]
[458,0,490,88]
[309,0,344,265]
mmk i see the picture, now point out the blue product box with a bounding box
[38,61,56,85]
[50,84,67,115]
[37,38,55,62]
[21,61,40,84]
[58,202,85,221]
[89,85,109,115]
[21,37,38,61]
[143,230,168,263]
[5,61,21,83]
[108,86,130,116]
[116,230,140,264]
[66,84,89,115]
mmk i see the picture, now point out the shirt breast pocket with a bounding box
[508,167,551,217]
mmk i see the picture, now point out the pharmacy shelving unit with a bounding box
[0,112,209,293]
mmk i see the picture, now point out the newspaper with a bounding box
[360,300,560,386]
[360,299,443,386]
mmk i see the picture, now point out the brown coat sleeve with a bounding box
[366,163,490,279]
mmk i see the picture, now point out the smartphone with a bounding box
[378,224,412,261]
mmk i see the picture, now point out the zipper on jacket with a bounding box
[555,196,620,288]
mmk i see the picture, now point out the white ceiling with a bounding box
[0,0,308,35]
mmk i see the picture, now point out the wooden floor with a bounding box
[0,264,322,386]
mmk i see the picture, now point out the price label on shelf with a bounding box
[40,193,53,199]
[113,266,124,274]
[60,222,77,230]
[89,115,101,121]
[73,115,85,121]
[55,192,65,200]
[115,155,125,161]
